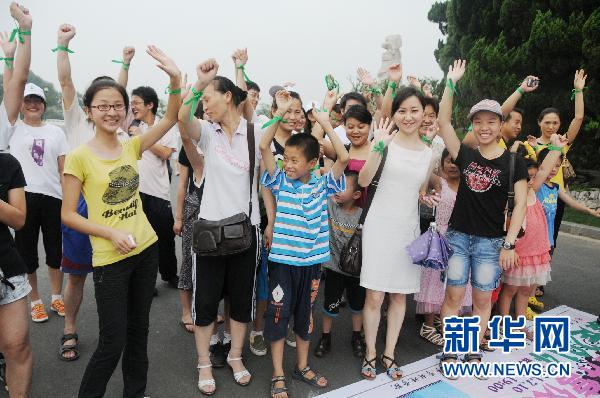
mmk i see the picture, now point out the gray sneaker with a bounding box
[286,327,297,348]
[249,333,268,356]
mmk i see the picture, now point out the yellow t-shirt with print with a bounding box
[64,136,158,267]
[523,142,570,188]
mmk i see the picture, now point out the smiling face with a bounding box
[392,95,424,135]
[503,111,522,140]
[247,88,260,109]
[21,95,45,120]
[130,95,153,120]
[345,117,369,147]
[276,98,303,133]
[422,104,437,128]
[282,145,317,181]
[471,111,502,146]
[538,112,561,140]
[87,88,127,132]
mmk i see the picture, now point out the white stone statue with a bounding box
[377,34,402,80]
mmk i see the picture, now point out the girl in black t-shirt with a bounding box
[436,60,528,375]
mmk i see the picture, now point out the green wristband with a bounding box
[388,81,398,98]
[570,87,587,100]
[372,140,386,155]
[325,75,340,93]
[446,79,458,96]
[9,28,30,44]
[421,135,433,145]
[548,145,563,152]
[183,87,204,121]
[0,57,14,68]
[165,86,181,95]
[112,59,130,70]
[51,45,74,54]
[261,115,288,129]
[516,87,525,95]
[237,64,253,84]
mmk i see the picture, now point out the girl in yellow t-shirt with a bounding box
[61,45,181,397]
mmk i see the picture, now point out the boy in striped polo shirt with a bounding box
[259,90,349,395]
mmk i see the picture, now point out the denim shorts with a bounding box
[0,273,31,306]
[445,229,503,292]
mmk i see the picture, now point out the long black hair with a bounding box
[212,76,247,106]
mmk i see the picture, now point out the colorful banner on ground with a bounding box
[319,306,600,398]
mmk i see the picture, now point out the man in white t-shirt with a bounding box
[130,86,179,287]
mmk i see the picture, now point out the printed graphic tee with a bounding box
[64,136,157,266]
[9,121,69,199]
[449,144,528,238]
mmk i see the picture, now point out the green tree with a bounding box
[429,0,600,170]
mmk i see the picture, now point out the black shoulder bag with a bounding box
[192,123,255,256]
[339,148,388,276]
[504,152,526,239]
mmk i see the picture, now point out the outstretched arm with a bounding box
[500,75,539,117]
[312,107,349,179]
[56,24,77,110]
[138,46,181,154]
[232,48,254,122]
[558,187,600,217]
[437,60,466,160]
[4,3,32,124]
[565,69,586,144]
[310,90,338,160]
[178,59,219,143]
[116,46,135,88]
[259,90,293,176]
[358,118,398,187]
[381,63,402,119]
[0,31,17,92]
[531,134,567,192]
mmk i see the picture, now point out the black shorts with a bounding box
[14,192,62,273]
[322,268,365,316]
[264,262,321,342]
[191,226,260,326]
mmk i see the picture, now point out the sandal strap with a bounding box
[271,375,286,383]
[197,363,213,369]
[439,352,458,360]
[464,352,483,361]
[298,365,325,382]
[381,354,400,368]
[363,357,377,368]
[233,369,251,383]
[227,355,242,362]
[198,379,216,388]
[299,365,312,376]
[61,333,79,344]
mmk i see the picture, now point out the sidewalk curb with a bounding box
[560,221,600,240]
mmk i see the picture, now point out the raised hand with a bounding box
[574,69,587,90]
[0,31,16,57]
[196,59,219,85]
[57,24,76,46]
[180,73,191,98]
[422,83,433,98]
[526,135,538,148]
[322,89,338,113]
[10,2,32,30]
[274,90,293,115]
[312,106,331,127]
[372,117,398,147]
[122,46,135,64]
[146,45,180,78]
[420,121,439,141]
[231,48,248,68]
[550,133,568,148]
[519,75,540,93]
[407,75,422,90]
[357,67,376,86]
[447,59,466,83]
[388,63,403,83]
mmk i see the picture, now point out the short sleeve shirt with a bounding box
[9,122,69,199]
[0,102,17,151]
[63,136,158,267]
[449,144,528,238]
[0,153,27,277]
[196,118,264,225]
[261,167,346,266]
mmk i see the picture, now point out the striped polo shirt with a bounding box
[261,167,346,266]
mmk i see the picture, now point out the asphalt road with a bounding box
[3,209,599,397]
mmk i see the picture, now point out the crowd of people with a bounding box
[0,3,599,398]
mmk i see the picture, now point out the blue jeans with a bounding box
[445,229,503,292]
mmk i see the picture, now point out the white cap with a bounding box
[23,83,46,102]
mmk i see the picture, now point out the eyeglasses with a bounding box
[130,100,145,106]
[90,104,126,112]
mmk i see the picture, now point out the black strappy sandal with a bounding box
[271,375,289,398]
[59,333,80,362]
[361,357,377,380]
[379,355,403,380]
[438,352,459,380]
[292,365,328,388]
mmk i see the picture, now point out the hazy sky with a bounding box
[1,0,444,106]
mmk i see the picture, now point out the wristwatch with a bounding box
[501,240,515,250]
